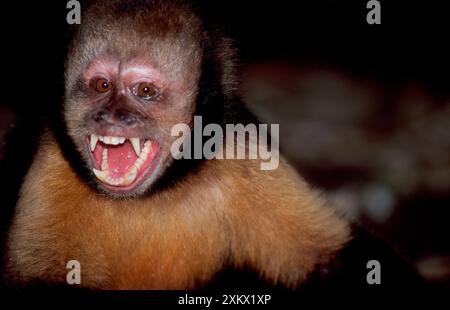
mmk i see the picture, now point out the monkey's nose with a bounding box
[115,109,137,127]
[93,109,137,127]
[94,110,110,123]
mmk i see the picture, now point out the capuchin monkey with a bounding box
[3,0,426,291]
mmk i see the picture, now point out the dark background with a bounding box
[1,0,449,289]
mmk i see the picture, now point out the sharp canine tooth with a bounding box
[90,134,99,152]
[130,138,141,156]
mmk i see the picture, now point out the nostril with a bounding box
[116,110,137,126]
[94,110,109,123]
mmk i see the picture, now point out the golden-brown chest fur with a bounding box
[7,134,350,289]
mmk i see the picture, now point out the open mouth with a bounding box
[88,134,160,191]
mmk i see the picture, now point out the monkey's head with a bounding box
[63,1,235,197]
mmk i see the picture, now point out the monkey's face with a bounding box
[62,1,205,197]
[64,46,201,197]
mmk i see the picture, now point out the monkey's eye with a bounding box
[131,82,158,100]
[91,78,112,93]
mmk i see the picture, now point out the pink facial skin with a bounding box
[83,56,167,95]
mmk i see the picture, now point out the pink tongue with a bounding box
[106,142,138,178]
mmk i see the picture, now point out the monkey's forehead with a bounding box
[65,1,204,85]
[81,0,203,41]
[65,41,202,91]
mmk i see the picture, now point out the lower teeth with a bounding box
[92,140,152,187]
